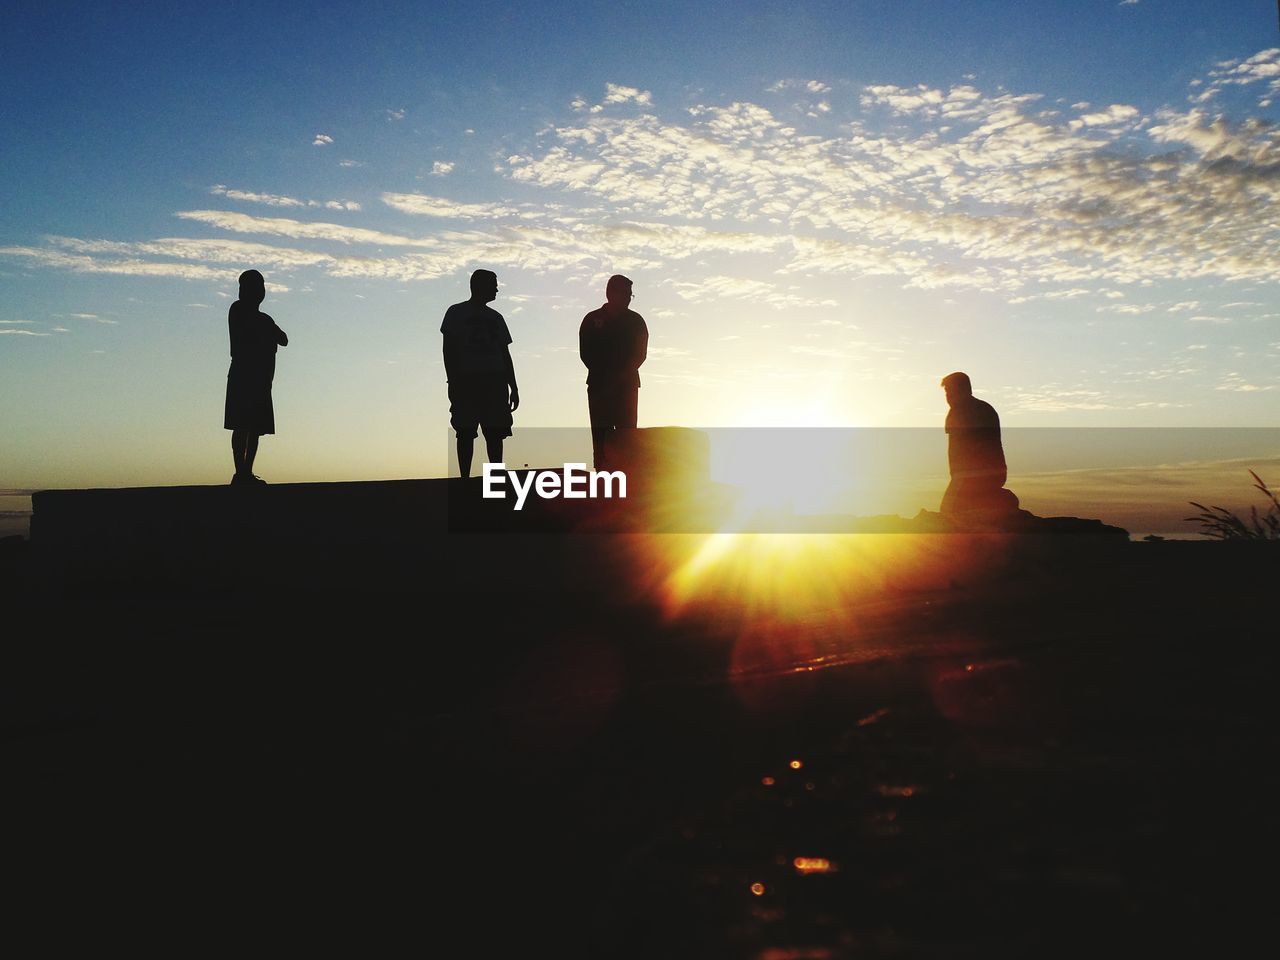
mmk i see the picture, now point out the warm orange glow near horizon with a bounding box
[653,532,942,622]
[609,529,971,693]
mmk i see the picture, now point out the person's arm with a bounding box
[504,344,520,412]
[274,322,288,347]
[579,315,602,372]
[442,333,457,383]
[632,315,648,371]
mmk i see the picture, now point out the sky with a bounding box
[2,0,1278,509]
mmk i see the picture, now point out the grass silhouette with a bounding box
[1186,470,1280,540]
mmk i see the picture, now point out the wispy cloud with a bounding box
[0,328,50,336]
[210,185,360,211]
[58,311,117,324]
[603,83,652,106]
[669,275,838,310]
[769,79,831,94]
[506,59,1280,290]
[1005,387,1118,412]
[1216,372,1276,392]
[381,192,517,219]
[1068,103,1139,129]
[7,53,1280,308]
[0,245,230,281]
[175,210,441,247]
[313,133,334,146]
[1199,48,1280,106]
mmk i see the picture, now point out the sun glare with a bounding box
[709,431,856,518]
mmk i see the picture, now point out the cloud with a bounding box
[1216,372,1276,392]
[1096,303,1156,315]
[1194,48,1280,106]
[175,210,441,247]
[386,108,406,121]
[769,79,832,95]
[572,83,653,115]
[603,83,652,106]
[211,185,304,208]
[1068,103,1139,130]
[9,50,1280,309]
[504,55,1280,289]
[1005,387,1118,412]
[381,192,517,219]
[669,275,838,310]
[313,134,334,146]
[210,185,360,211]
[429,162,456,176]
[0,245,230,281]
[0,328,50,336]
[338,159,364,168]
[1008,287,1094,304]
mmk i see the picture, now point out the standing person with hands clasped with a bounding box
[579,274,648,469]
[224,269,288,485]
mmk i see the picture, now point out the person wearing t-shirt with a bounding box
[579,275,648,469]
[440,269,519,479]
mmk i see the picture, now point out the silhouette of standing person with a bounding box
[441,269,519,479]
[579,275,648,469]
[940,371,1017,516]
[224,269,287,485]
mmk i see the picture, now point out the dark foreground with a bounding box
[2,488,1276,955]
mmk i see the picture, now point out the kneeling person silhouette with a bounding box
[940,371,1019,518]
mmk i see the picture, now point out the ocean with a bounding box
[0,495,32,539]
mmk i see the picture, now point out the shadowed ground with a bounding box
[2,484,1274,955]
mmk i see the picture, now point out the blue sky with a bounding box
[2,0,1277,495]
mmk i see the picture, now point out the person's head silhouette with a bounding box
[605,274,633,312]
[238,269,266,307]
[470,269,498,304]
[941,371,972,407]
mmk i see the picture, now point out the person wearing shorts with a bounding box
[441,269,519,478]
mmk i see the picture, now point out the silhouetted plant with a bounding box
[1186,470,1280,540]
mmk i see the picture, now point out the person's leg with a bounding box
[485,437,503,466]
[619,385,638,430]
[232,429,246,477]
[457,436,475,479]
[587,386,611,469]
[481,378,511,469]
[244,433,259,477]
[231,428,260,479]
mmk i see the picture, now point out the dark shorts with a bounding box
[449,377,513,441]
[224,370,275,435]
